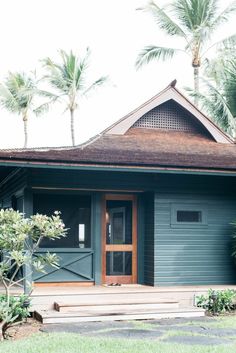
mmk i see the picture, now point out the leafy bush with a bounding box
[0,208,67,339]
[0,295,30,322]
[196,288,236,314]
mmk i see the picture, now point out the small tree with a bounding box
[42,49,107,146]
[0,209,67,340]
[0,72,45,149]
[136,0,236,105]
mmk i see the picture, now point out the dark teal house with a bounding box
[0,82,236,287]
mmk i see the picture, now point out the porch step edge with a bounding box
[54,300,179,311]
[35,308,205,324]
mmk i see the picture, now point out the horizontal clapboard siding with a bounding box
[154,194,236,285]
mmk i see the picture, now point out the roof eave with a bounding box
[0,158,235,177]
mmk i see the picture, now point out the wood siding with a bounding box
[154,191,236,286]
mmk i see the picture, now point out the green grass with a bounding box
[0,332,235,353]
[1,316,236,353]
[0,333,236,353]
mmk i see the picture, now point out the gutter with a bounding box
[0,159,236,177]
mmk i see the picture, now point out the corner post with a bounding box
[92,193,102,285]
[23,188,33,295]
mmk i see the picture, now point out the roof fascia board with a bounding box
[0,160,235,177]
[172,90,232,144]
[106,89,171,135]
[106,86,232,144]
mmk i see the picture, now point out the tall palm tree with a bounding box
[0,72,42,148]
[42,49,107,146]
[186,53,236,136]
[136,0,236,105]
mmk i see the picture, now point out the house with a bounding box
[0,81,236,290]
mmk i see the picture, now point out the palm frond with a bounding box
[42,57,70,93]
[203,33,236,56]
[83,76,108,96]
[136,46,179,69]
[0,83,20,113]
[140,1,187,38]
[186,78,235,135]
[173,0,195,31]
[211,0,236,30]
[0,72,37,114]
[33,102,50,117]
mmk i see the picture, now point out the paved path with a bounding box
[41,316,236,346]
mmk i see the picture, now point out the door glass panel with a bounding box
[106,251,132,276]
[106,201,132,244]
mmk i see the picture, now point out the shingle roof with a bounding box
[0,128,235,171]
[0,83,235,173]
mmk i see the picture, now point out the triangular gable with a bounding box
[105,81,233,144]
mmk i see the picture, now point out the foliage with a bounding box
[0,71,46,148]
[0,294,30,322]
[136,0,236,102]
[0,209,67,339]
[42,49,108,146]
[196,288,236,314]
[136,0,236,68]
[186,53,236,137]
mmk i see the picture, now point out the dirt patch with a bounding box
[6,318,42,340]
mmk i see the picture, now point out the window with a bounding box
[177,210,202,223]
[171,203,207,227]
[33,194,91,248]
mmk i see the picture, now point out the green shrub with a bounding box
[0,294,30,322]
[196,288,236,314]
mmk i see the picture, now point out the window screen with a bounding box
[33,194,91,248]
[177,210,202,223]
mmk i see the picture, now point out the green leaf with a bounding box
[136,46,179,69]
[139,1,187,37]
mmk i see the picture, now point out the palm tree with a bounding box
[0,72,42,148]
[136,0,236,105]
[42,49,107,146]
[186,54,236,136]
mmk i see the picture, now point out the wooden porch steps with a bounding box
[34,291,205,324]
[54,301,179,313]
[35,307,205,324]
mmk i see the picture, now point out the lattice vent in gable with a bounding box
[132,101,202,132]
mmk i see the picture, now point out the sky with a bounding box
[0,0,235,149]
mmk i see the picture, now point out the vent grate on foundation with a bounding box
[133,101,201,132]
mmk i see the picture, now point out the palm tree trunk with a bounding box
[23,116,28,148]
[194,67,200,107]
[70,108,75,146]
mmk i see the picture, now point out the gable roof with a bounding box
[0,82,235,174]
[104,81,233,144]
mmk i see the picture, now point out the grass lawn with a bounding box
[0,317,236,353]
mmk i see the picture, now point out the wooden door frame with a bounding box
[101,193,137,284]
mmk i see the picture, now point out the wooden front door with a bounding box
[102,194,137,284]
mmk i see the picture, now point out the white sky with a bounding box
[0,0,234,148]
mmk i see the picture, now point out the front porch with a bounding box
[4,284,236,323]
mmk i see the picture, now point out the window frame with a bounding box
[171,203,208,228]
